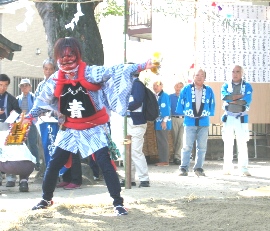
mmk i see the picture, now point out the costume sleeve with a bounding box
[27,74,58,118]
[85,63,146,84]
[86,63,146,116]
[34,81,43,98]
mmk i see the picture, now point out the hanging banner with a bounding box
[196,4,270,83]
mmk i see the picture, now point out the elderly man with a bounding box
[221,65,253,176]
[153,81,172,166]
[17,79,40,171]
[35,58,56,98]
[177,69,215,177]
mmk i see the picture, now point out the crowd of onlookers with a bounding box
[151,65,252,179]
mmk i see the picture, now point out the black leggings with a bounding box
[42,146,123,206]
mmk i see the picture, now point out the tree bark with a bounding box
[35,2,104,65]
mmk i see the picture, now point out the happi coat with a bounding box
[176,83,215,126]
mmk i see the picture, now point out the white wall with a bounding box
[152,0,196,92]
[1,3,48,94]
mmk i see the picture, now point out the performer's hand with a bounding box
[20,118,31,129]
[145,59,160,70]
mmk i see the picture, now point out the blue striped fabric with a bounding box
[28,62,146,158]
[54,124,109,158]
[35,79,47,98]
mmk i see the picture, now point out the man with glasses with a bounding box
[177,69,215,177]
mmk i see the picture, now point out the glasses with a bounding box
[20,84,30,88]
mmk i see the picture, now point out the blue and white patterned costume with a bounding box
[28,63,145,159]
[35,78,47,98]
[176,83,215,126]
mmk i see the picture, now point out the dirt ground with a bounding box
[1,159,270,231]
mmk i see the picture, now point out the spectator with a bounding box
[0,133,35,192]
[17,79,40,171]
[153,81,172,166]
[221,65,252,176]
[34,58,57,174]
[177,69,215,177]
[22,37,157,215]
[121,71,150,187]
[0,74,22,187]
[35,58,56,98]
[170,82,184,165]
[0,74,23,188]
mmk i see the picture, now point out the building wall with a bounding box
[97,2,270,157]
[1,4,48,95]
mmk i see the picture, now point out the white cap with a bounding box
[18,79,31,87]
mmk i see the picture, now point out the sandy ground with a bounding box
[1,159,270,231]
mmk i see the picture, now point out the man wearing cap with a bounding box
[16,79,40,172]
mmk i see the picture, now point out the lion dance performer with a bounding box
[22,37,156,216]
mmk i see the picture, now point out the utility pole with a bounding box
[123,0,131,189]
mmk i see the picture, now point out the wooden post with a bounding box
[123,135,132,189]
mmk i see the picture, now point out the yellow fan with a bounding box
[5,113,31,145]
[151,52,162,75]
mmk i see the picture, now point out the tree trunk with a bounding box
[35,2,104,65]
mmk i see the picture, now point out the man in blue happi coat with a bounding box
[176,69,215,177]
